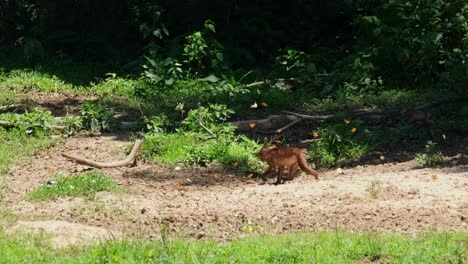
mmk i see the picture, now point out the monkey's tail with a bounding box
[298,153,319,179]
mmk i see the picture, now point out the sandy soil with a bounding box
[3,132,467,246]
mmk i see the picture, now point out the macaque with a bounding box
[258,140,319,184]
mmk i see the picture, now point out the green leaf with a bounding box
[204,20,216,33]
[153,29,162,39]
[200,75,219,83]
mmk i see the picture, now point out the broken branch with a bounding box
[62,140,143,168]
[0,104,29,112]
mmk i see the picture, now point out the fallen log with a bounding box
[232,109,396,133]
[62,140,143,168]
[0,104,29,112]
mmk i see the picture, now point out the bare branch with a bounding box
[196,110,217,139]
[275,118,303,133]
[62,140,143,168]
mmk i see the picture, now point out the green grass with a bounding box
[0,69,77,92]
[0,89,24,106]
[0,230,465,263]
[26,171,123,200]
[141,132,261,170]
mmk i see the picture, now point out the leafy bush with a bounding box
[141,104,261,170]
[27,170,122,200]
[79,101,116,132]
[415,141,443,167]
[309,119,368,167]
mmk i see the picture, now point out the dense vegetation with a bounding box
[0,1,467,261]
[2,0,466,169]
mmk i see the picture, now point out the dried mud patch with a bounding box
[2,133,468,247]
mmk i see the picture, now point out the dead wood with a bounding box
[62,140,143,168]
[0,104,29,112]
[0,120,13,127]
[197,110,217,139]
[232,109,397,134]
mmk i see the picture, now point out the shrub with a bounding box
[415,141,443,167]
[79,101,117,132]
[309,120,368,167]
[141,104,261,170]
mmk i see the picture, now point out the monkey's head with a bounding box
[257,144,277,162]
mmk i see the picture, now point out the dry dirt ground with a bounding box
[2,133,467,247]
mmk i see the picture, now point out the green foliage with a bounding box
[354,1,468,90]
[0,230,466,263]
[142,104,260,170]
[142,132,260,170]
[145,114,170,134]
[27,171,122,200]
[79,101,116,132]
[183,20,224,75]
[0,110,56,137]
[274,49,320,90]
[135,79,208,114]
[90,74,141,97]
[310,120,368,167]
[181,104,234,135]
[415,141,444,167]
[143,57,184,85]
[142,20,225,87]
[0,90,23,106]
[336,53,384,99]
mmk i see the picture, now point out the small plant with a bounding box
[366,180,382,199]
[143,57,184,85]
[62,116,83,136]
[27,170,122,200]
[145,114,170,134]
[79,101,116,132]
[181,103,234,137]
[415,141,443,167]
[183,20,224,74]
[309,119,368,167]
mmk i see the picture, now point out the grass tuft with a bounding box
[27,170,122,200]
